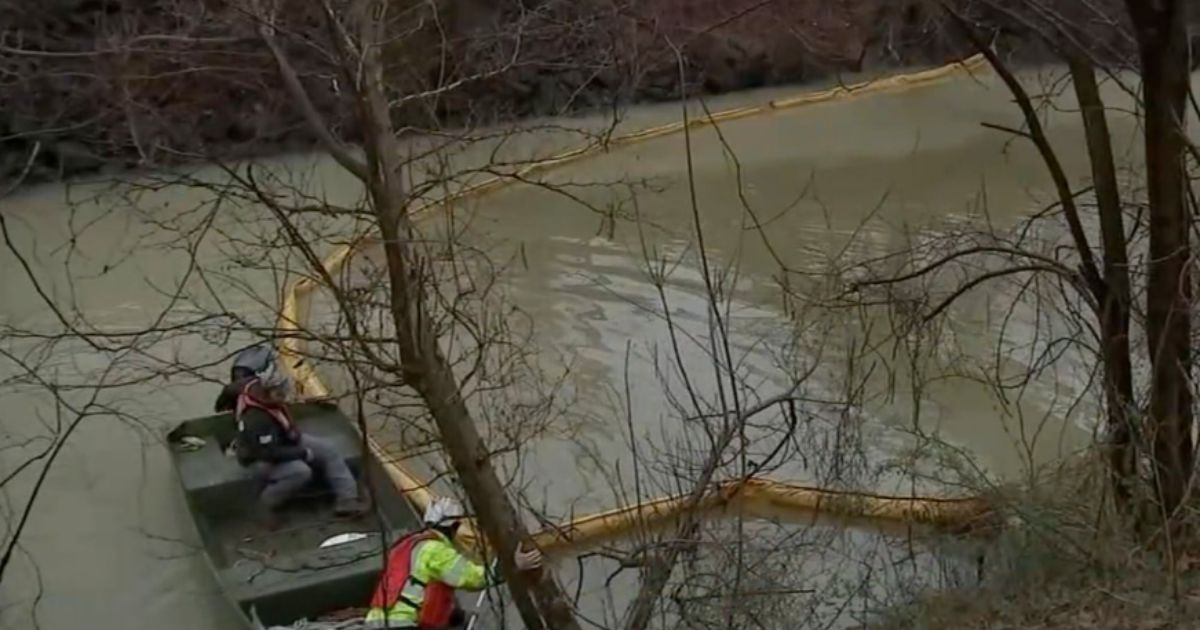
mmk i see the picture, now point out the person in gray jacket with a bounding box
[233,369,365,526]
[215,344,277,413]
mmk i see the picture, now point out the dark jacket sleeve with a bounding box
[214,381,242,413]
[235,408,307,464]
[215,376,257,413]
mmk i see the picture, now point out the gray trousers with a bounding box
[254,435,359,510]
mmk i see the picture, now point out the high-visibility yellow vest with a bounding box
[364,530,488,628]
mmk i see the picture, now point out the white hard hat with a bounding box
[423,497,466,526]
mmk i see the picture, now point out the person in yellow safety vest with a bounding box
[364,497,545,629]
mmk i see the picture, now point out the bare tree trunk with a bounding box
[1066,54,1136,514]
[261,1,582,627]
[355,9,581,630]
[620,388,798,629]
[946,10,1104,296]
[953,1,1194,524]
[1125,0,1194,523]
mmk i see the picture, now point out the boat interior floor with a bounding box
[221,487,385,570]
[166,404,456,626]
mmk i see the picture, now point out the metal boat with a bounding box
[166,401,422,628]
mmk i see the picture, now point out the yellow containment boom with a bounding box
[275,55,997,553]
[527,479,993,554]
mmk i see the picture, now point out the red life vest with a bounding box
[235,380,293,430]
[369,530,456,629]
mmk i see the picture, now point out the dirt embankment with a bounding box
[0,0,995,185]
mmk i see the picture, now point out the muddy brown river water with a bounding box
[1,66,1186,629]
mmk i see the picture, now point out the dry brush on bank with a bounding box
[821,1,1200,625]
[1,0,988,186]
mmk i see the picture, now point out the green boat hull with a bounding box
[166,401,423,628]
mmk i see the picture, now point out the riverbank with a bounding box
[869,458,1200,629]
[2,0,996,186]
[879,575,1200,629]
